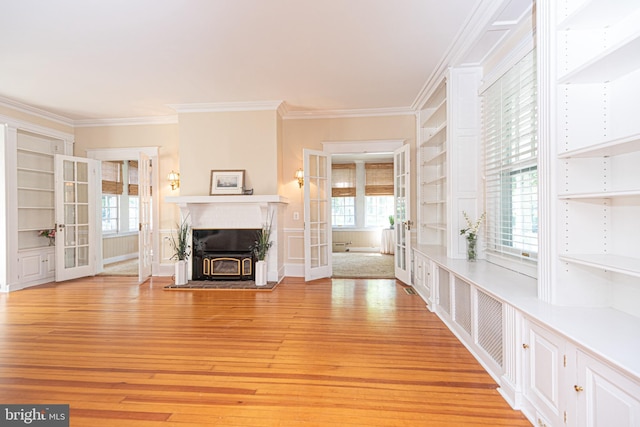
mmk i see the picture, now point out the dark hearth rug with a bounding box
[164,280,278,291]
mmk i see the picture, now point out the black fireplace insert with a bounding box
[192,229,259,280]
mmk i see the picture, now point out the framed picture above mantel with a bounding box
[210,170,245,195]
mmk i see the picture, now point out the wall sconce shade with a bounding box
[294,168,304,188]
[168,170,180,190]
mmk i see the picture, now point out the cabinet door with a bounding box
[523,321,566,427]
[574,350,640,427]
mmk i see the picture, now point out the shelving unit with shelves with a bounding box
[418,79,448,248]
[16,131,64,251]
[555,0,640,317]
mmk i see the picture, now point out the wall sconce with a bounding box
[168,170,180,190]
[294,168,304,188]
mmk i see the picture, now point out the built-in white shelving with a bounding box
[418,79,448,248]
[556,0,640,314]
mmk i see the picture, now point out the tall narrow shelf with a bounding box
[555,0,640,316]
[16,131,63,250]
[418,80,448,249]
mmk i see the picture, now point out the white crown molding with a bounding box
[411,0,513,110]
[0,96,75,127]
[74,115,179,127]
[168,100,284,113]
[283,106,414,120]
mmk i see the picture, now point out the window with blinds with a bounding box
[101,161,123,195]
[364,163,393,196]
[332,163,356,197]
[482,49,538,269]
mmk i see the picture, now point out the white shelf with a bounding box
[17,186,55,193]
[421,122,447,146]
[558,189,640,200]
[17,167,54,175]
[420,98,447,128]
[423,200,446,205]
[423,175,446,185]
[558,32,640,84]
[425,223,447,231]
[558,0,639,30]
[559,254,640,278]
[424,149,446,164]
[558,133,640,159]
[17,147,54,156]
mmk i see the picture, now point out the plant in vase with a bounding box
[170,215,191,285]
[251,214,273,286]
[459,211,485,261]
[388,215,395,229]
[38,229,56,246]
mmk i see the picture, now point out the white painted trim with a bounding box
[283,106,414,120]
[74,116,178,127]
[86,146,160,161]
[0,96,75,127]
[168,100,283,113]
[322,139,405,154]
[478,31,535,94]
[0,113,74,141]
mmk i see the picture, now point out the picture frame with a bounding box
[210,170,245,195]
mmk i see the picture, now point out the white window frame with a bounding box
[482,49,538,277]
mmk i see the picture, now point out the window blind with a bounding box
[483,49,538,265]
[128,160,139,196]
[101,161,123,195]
[365,162,393,196]
[332,163,356,197]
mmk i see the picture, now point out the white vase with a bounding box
[255,260,267,286]
[175,260,189,285]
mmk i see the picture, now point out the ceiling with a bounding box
[0,0,484,122]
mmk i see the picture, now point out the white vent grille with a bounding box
[477,291,503,367]
[454,278,472,335]
[438,268,450,314]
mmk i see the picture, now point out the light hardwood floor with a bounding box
[0,276,531,426]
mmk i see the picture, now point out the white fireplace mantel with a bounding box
[165,195,288,229]
[165,195,289,283]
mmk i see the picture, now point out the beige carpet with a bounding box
[101,259,138,276]
[332,252,395,279]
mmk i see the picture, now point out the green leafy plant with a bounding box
[170,215,191,261]
[252,214,273,261]
[388,215,395,228]
[459,211,486,240]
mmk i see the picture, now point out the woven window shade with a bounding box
[102,161,123,195]
[332,163,356,197]
[365,163,393,196]
[128,160,139,196]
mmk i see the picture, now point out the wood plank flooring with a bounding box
[0,276,531,426]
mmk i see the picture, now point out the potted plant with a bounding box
[459,211,485,261]
[388,215,395,229]
[170,215,191,285]
[251,214,273,286]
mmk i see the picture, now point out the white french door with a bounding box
[55,155,98,281]
[303,149,332,281]
[138,152,152,283]
[394,144,411,284]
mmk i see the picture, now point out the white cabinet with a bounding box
[17,248,55,285]
[551,0,640,316]
[522,321,567,427]
[411,250,434,310]
[572,349,640,427]
[521,319,640,427]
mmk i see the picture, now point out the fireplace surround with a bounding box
[192,228,258,280]
[165,195,288,283]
